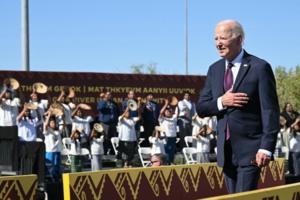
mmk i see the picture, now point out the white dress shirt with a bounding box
[217,49,244,111]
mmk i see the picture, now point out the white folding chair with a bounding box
[62,137,72,164]
[138,147,152,167]
[35,138,43,142]
[138,138,145,148]
[111,137,119,155]
[61,148,71,165]
[62,137,72,150]
[182,147,198,164]
[140,125,144,133]
[184,136,194,147]
[81,148,91,159]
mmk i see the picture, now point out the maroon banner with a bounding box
[0,70,206,116]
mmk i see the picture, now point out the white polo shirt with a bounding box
[90,136,104,155]
[118,117,138,142]
[44,128,63,152]
[18,118,37,141]
[0,98,20,126]
[159,115,177,138]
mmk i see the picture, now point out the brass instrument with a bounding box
[32,82,48,94]
[3,78,19,90]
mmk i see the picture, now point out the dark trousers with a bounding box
[0,126,18,172]
[117,141,136,165]
[292,152,300,176]
[141,121,155,147]
[19,141,45,186]
[102,123,117,154]
[165,137,177,164]
[223,140,260,193]
[289,152,295,174]
[177,118,192,151]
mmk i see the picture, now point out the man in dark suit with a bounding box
[196,20,280,193]
[141,93,160,146]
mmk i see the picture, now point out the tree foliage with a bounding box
[131,62,158,74]
[275,65,300,111]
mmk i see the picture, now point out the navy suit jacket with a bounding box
[196,51,280,167]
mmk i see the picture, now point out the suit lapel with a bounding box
[217,59,226,95]
[232,52,251,92]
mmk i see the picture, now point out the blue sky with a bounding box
[1,0,300,75]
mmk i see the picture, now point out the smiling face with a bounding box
[215,21,243,61]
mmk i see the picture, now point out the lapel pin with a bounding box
[243,64,249,67]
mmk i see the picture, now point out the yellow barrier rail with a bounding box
[0,174,37,200]
[203,182,300,200]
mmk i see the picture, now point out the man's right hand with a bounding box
[221,89,249,108]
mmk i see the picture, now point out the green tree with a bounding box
[275,65,300,111]
[130,62,158,74]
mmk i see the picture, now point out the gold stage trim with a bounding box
[0,174,37,200]
[203,182,300,200]
[62,159,285,200]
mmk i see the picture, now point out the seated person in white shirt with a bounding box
[117,106,140,168]
[158,99,178,165]
[90,125,104,171]
[149,127,166,156]
[72,104,93,149]
[17,104,40,142]
[0,87,20,127]
[192,116,215,163]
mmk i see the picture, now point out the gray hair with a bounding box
[217,19,245,42]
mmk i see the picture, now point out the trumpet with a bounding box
[3,78,19,90]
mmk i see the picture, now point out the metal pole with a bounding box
[21,0,30,71]
[185,0,189,75]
